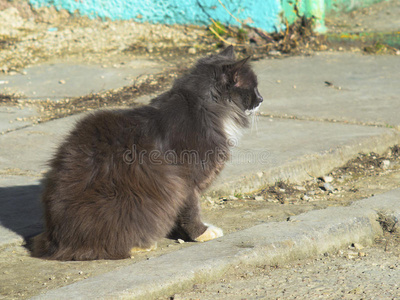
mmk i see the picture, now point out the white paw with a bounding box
[195,224,223,242]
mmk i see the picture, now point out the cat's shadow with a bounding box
[0,184,43,247]
[0,184,187,249]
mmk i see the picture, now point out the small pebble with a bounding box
[268,50,281,56]
[177,239,185,244]
[294,186,306,191]
[59,79,66,84]
[320,176,333,183]
[346,251,358,259]
[380,160,390,169]
[320,183,334,192]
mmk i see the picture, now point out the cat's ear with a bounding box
[224,56,251,87]
[231,56,251,71]
[219,45,235,59]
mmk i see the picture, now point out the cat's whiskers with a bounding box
[251,112,255,133]
[249,106,260,134]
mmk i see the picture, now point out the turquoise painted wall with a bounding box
[28,0,387,33]
[282,0,326,32]
[28,0,283,32]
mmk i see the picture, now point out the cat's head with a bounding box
[193,45,263,114]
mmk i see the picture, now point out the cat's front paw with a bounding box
[195,224,223,242]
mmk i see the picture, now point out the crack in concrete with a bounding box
[258,112,400,130]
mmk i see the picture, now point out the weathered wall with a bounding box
[28,0,283,32]
[282,0,326,32]
[28,0,387,33]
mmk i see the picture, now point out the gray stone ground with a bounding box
[0,60,164,101]
[173,238,400,300]
[255,52,400,127]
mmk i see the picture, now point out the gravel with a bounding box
[169,231,400,300]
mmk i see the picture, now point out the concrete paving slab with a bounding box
[0,114,80,175]
[255,52,400,127]
[0,60,165,101]
[0,106,38,133]
[31,189,400,300]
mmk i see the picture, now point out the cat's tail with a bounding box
[31,232,51,258]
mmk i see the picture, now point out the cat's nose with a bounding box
[255,88,263,103]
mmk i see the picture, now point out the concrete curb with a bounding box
[32,189,400,300]
[210,127,400,196]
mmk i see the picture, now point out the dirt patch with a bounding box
[209,145,400,207]
[0,92,19,104]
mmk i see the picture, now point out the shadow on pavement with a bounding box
[0,184,43,243]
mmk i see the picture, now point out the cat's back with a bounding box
[72,107,159,145]
[48,107,162,181]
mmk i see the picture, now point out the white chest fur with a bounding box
[223,118,243,146]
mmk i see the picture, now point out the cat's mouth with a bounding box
[245,102,262,116]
